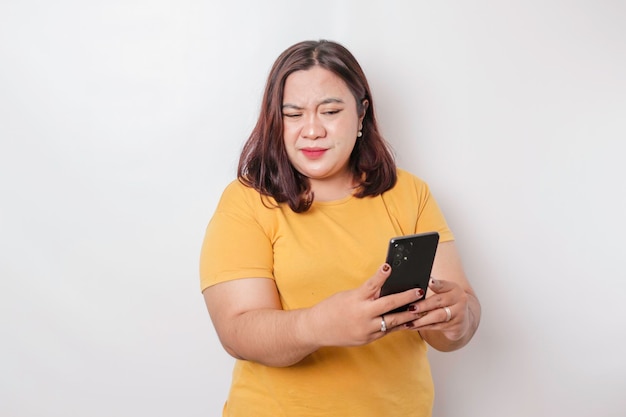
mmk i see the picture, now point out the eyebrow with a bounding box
[282,98,345,110]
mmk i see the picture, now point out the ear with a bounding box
[359,99,369,125]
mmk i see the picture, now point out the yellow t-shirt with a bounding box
[200,169,454,417]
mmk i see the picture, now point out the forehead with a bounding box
[283,66,354,103]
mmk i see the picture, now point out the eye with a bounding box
[283,113,302,119]
[322,109,342,116]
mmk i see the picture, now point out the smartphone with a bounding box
[379,232,440,314]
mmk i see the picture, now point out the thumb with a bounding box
[362,263,392,298]
[428,277,450,294]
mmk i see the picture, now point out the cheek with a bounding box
[282,124,299,142]
[283,131,299,156]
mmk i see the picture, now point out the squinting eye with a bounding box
[323,110,341,115]
[283,113,301,118]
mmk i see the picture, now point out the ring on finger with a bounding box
[380,315,387,332]
[443,306,452,322]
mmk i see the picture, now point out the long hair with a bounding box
[238,40,397,213]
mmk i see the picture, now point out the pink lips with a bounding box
[301,148,327,159]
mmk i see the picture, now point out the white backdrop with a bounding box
[1,1,625,416]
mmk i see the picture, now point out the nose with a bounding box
[302,115,326,139]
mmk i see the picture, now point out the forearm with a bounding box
[217,307,320,367]
[206,265,411,366]
[420,292,481,352]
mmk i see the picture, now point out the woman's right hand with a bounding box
[304,263,426,347]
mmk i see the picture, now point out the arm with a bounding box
[203,264,426,367]
[203,277,317,367]
[408,241,481,351]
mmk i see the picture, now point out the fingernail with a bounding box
[408,304,418,312]
[416,288,424,297]
[430,278,438,286]
[382,264,390,272]
[405,322,415,329]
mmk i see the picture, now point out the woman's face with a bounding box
[282,66,364,191]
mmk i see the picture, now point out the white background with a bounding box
[1,1,625,416]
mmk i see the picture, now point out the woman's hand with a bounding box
[304,263,426,348]
[405,278,473,342]
[402,241,481,351]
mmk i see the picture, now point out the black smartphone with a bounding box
[379,232,440,314]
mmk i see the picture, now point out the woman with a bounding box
[200,39,481,417]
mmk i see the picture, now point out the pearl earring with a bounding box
[357,131,363,138]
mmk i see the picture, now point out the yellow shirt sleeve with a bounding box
[199,180,275,291]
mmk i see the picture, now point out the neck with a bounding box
[309,174,357,202]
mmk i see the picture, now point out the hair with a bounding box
[237,39,397,213]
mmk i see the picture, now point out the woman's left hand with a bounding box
[405,278,472,342]
[403,241,481,351]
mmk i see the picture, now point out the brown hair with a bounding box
[237,39,397,212]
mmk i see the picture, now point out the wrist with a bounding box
[295,305,325,351]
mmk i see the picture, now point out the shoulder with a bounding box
[220,179,257,199]
[213,180,283,231]
[387,168,454,239]
[216,179,275,211]
[393,168,431,195]
[384,168,436,215]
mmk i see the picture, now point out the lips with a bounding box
[301,147,327,159]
